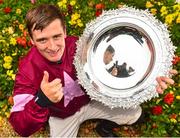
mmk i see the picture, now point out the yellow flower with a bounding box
[5,112,10,118]
[160,6,167,13]
[57,0,67,8]
[176,95,180,100]
[71,13,80,21]
[160,6,168,16]
[70,0,76,6]
[62,0,67,3]
[19,24,24,31]
[57,1,63,7]
[176,14,180,24]
[77,19,83,27]
[11,74,16,80]
[10,37,17,46]
[4,56,13,63]
[146,1,154,8]
[170,118,177,124]
[69,20,76,25]
[7,27,14,34]
[16,9,22,14]
[3,63,12,69]
[6,70,16,80]
[7,70,13,76]
[150,8,157,15]
[173,4,180,12]
[165,14,173,25]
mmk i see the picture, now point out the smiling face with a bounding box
[31,19,66,62]
[103,51,114,65]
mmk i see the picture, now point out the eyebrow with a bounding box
[36,37,47,42]
[35,33,62,42]
[53,34,62,38]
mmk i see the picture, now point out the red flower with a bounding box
[16,37,27,48]
[152,105,163,115]
[3,7,12,14]
[95,10,102,17]
[172,56,180,65]
[95,3,105,10]
[164,93,174,105]
[0,0,3,4]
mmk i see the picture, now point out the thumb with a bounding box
[42,71,49,83]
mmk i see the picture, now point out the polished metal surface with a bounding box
[74,7,175,108]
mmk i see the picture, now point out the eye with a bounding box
[37,38,47,44]
[40,39,47,44]
[53,35,61,40]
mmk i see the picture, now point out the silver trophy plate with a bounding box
[74,7,175,109]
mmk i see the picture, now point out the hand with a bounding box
[40,71,63,103]
[111,67,118,76]
[156,69,178,94]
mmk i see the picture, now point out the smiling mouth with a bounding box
[47,49,60,57]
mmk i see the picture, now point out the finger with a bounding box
[51,84,62,92]
[156,85,163,94]
[49,78,61,87]
[54,90,64,102]
[156,77,168,89]
[42,71,49,83]
[160,81,168,90]
[169,69,178,75]
[159,76,174,85]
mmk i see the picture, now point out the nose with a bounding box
[48,39,57,50]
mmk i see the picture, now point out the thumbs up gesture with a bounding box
[40,71,63,103]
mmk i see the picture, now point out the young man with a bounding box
[9,4,176,137]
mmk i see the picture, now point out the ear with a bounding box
[30,38,35,46]
[64,26,67,38]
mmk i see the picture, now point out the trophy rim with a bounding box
[74,7,175,109]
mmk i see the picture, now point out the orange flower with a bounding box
[95,3,105,10]
[8,96,14,105]
[16,37,27,48]
[164,93,174,105]
[169,114,177,119]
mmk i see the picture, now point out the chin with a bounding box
[50,58,61,62]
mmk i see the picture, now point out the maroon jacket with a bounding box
[9,36,90,136]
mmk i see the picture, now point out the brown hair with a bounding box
[26,4,65,38]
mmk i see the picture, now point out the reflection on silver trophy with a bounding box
[104,45,135,78]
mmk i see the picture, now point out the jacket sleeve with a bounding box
[9,70,50,137]
[9,99,49,136]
